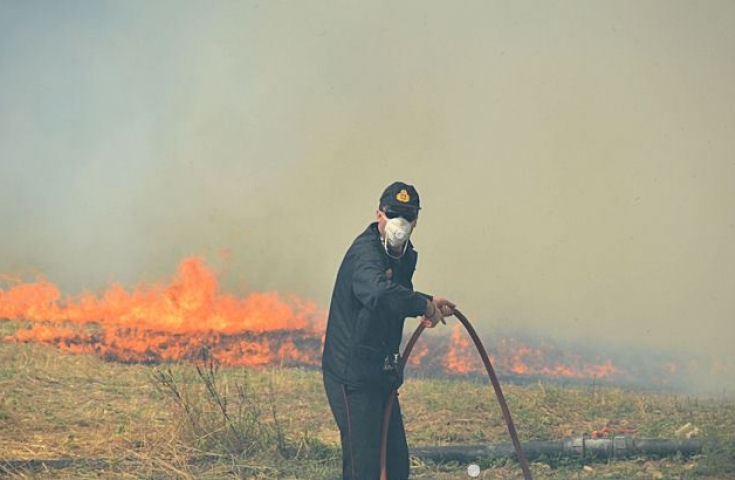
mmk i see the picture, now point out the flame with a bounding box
[446,324,476,374]
[1,257,323,366]
[2,257,715,386]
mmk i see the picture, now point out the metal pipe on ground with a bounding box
[0,438,706,475]
[410,436,703,463]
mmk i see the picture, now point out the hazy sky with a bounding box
[1,1,734,379]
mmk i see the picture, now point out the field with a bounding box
[1,340,734,479]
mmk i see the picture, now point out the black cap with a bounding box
[379,181,421,210]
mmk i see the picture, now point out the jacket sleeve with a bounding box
[415,291,433,302]
[350,247,429,318]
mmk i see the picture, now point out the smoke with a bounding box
[1,1,734,391]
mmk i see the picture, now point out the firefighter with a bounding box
[322,181,455,480]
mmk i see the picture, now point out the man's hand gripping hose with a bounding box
[379,308,533,480]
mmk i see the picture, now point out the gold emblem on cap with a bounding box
[396,189,410,203]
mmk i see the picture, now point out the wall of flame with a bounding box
[0,256,720,387]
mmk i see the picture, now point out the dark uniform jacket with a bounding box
[322,222,431,388]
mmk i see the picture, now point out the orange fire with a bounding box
[0,257,323,367]
[1,257,652,383]
[445,324,478,374]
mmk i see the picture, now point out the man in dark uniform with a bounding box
[322,181,455,480]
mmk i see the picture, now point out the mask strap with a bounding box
[383,236,409,259]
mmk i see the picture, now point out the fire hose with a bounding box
[379,308,533,480]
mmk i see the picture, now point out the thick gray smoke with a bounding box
[1,1,733,391]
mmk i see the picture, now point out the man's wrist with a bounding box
[425,300,437,317]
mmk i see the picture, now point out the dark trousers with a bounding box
[323,372,409,480]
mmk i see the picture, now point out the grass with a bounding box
[1,339,734,479]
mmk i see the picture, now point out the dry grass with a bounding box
[0,342,174,459]
[1,338,734,479]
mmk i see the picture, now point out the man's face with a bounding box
[376,206,419,235]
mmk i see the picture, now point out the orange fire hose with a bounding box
[379,308,533,480]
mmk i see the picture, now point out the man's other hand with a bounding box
[421,299,445,328]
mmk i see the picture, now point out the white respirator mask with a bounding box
[383,217,413,258]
